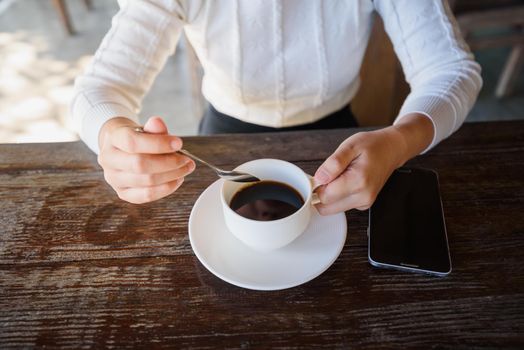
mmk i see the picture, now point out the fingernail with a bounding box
[315,169,330,184]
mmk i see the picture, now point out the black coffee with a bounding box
[229,181,304,221]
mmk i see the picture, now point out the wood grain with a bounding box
[1,121,524,348]
[1,243,523,349]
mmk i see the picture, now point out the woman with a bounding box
[71,0,482,213]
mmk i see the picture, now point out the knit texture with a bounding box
[71,0,482,154]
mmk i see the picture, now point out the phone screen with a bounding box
[368,168,451,276]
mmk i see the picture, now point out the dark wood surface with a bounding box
[1,121,524,349]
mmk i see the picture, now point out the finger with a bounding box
[316,168,361,205]
[117,178,184,204]
[104,161,195,188]
[99,146,193,174]
[314,140,360,185]
[315,192,372,216]
[111,126,182,154]
[143,116,169,134]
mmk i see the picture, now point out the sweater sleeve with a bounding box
[374,0,482,152]
[70,0,193,154]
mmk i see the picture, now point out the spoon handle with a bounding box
[133,126,223,173]
[177,149,221,172]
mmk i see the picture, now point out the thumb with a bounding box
[314,144,359,185]
[143,116,169,135]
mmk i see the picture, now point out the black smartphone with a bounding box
[368,167,451,276]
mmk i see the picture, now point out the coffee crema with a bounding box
[229,181,304,221]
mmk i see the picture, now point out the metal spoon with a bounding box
[134,127,260,183]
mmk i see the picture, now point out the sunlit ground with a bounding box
[0,31,85,143]
[0,0,198,144]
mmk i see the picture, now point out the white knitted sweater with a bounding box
[71,0,482,154]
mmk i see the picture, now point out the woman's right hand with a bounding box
[97,116,196,204]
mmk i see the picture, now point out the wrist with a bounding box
[391,113,434,163]
[381,126,410,169]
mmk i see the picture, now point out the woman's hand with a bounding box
[313,113,434,215]
[97,116,196,204]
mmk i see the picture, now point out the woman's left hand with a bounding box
[313,113,434,215]
[313,127,408,215]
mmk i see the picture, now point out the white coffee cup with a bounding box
[220,159,320,252]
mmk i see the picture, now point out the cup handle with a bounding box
[308,175,322,205]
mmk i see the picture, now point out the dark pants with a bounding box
[198,104,358,135]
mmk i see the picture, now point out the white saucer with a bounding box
[189,180,347,291]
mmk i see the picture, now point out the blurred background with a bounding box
[0,0,523,144]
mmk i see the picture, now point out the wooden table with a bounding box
[1,121,523,348]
